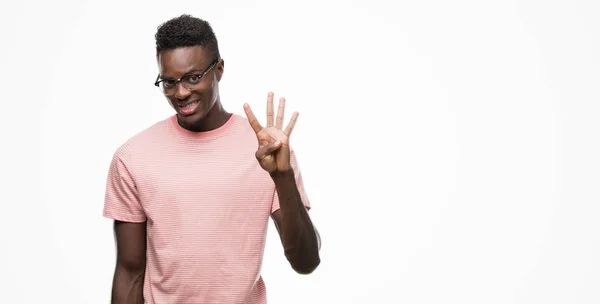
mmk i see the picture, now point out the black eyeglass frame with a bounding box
[154,58,220,93]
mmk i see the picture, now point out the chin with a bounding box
[179,112,203,124]
[179,107,211,126]
[174,99,217,128]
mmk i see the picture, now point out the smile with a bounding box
[178,100,200,115]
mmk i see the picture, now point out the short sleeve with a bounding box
[271,148,311,214]
[103,148,147,223]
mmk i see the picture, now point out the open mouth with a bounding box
[178,100,200,116]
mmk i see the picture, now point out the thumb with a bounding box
[256,141,282,160]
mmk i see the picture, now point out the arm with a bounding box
[111,220,147,304]
[242,92,320,274]
[271,169,321,274]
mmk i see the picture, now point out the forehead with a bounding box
[158,46,212,77]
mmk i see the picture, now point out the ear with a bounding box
[216,59,224,82]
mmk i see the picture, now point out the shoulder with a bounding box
[230,113,254,134]
[228,114,259,143]
[111,116,172,162]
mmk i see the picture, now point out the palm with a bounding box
[243,92,299,173]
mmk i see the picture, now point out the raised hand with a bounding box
[243,92,299,174]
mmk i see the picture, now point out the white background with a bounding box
[1,0,599,303]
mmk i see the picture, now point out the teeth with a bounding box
[181,101,198,108]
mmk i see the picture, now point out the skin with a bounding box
[244,94,321,273]
[110,45,320,303]
[111,221,146,303]
[160,46,230,132]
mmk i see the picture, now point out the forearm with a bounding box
[111,266,145,304]
[272,170,320,274]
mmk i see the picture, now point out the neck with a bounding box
[178,100,232,132]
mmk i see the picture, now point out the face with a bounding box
[157,46,224,127]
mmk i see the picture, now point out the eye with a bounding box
[186,75,201,84]
[162,80,176,88]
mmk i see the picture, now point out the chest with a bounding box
[133,142,275,231]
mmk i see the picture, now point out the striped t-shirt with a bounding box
[103,113,311,303]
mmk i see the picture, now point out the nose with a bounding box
[174,82,192,99]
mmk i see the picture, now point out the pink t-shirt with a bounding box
[103,114,310,304]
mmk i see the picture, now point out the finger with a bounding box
[275,97,286,129]
[266,92,274,127]
[255,140,282,160]
[283,111,299,136]
[243,103,263,134]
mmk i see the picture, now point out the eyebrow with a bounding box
[159,68,205,80]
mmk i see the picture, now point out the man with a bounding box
[103,14,321,304]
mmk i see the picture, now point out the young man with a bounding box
[103,14,321,304]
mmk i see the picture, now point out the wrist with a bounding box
[270,169,294,183]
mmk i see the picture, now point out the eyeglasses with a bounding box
[154,59,219,95]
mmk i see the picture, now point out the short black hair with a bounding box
[155,14,221,59]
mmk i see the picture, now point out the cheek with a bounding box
[199,78,219,100]
[208,76,219,95]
